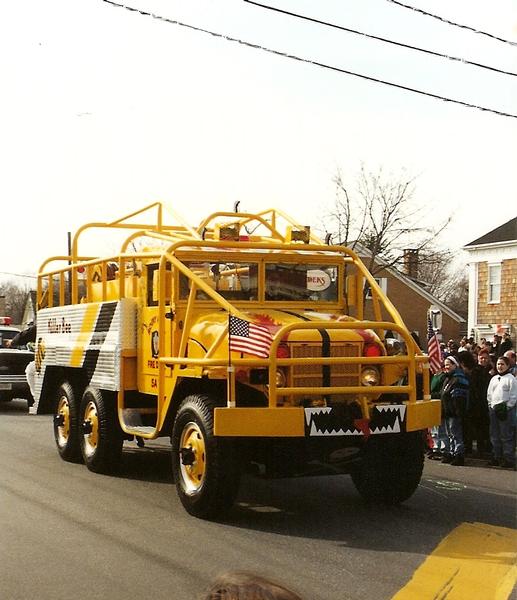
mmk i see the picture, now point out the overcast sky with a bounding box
[1,0,516,284]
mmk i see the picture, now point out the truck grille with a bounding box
[290,342,360,389]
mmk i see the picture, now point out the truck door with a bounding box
[137,262,173,395]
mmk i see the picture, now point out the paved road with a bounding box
[1,399,515,600]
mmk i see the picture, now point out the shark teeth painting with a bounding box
[304,404,407,437]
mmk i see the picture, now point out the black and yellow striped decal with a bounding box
[70,302,118,379]
[70,304,100,367]
[82,302,117,380]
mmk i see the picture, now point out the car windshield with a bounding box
[0,328,20,348]
[179,261,338,302]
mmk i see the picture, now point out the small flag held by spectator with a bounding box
[427,316,442,374]
[229,315,273,358]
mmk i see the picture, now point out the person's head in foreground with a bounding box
[204,571,303,600]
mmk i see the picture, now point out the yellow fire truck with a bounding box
[34,202,440,518]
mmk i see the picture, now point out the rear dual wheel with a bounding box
[53,382,123,473]
[79,386,123,474]
[53,381,82,463]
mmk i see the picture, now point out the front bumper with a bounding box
[0,376,31,398]
[213,399,441,437]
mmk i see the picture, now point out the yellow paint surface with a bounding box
[214,407,305,437]
[70,304,100,367]
[393,522,517,600]
[406,399,441,431]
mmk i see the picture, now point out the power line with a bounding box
[0,272,37,279]
[385,0,517,47]
[244,0,517,77]
[99,0,517,119]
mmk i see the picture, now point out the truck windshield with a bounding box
[180,262,259,301]
[180,261,338,303]
[265,263,338,302]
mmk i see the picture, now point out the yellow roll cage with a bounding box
[37,202,432,439]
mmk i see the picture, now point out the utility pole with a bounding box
[67,231,72,304]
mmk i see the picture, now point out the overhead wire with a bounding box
[244,0,517,77]
[0,272,37,279]
[385,0,517,47]
[99,0,517,119]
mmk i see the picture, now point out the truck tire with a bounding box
[351,431,425,505]
[79,386,123,474]
[53,381,83,463]
[171,394,241,519]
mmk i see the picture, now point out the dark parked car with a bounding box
[0,319,34,406]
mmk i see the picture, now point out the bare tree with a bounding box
[0,281,30,325]
[442,272,468,318]
[419,258,468,317]
[325,165,451,277]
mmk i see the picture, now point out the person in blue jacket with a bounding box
[440,355,469,466]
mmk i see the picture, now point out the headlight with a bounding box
[361,367,380,386]
[275,369,287,387]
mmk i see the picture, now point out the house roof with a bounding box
[464,217,517,247]
[352,242,465,323]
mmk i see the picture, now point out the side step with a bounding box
[120,408,158,438]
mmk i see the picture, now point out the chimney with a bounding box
[403,249,419,278]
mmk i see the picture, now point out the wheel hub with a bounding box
[55,395,70,447]
[82,401,99,457]
[179,422,206,493]
[180,446,196,466]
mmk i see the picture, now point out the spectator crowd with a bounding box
[428,332,517,470]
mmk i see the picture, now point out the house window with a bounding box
[365,277,387,299]
[488,263,501,303]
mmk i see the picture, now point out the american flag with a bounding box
[427,316,442,374]
[229,315,274,359]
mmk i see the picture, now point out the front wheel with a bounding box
[171,394,241,519]
[351,431,425,505]
[53,381,83,463]
[79,387,123,474]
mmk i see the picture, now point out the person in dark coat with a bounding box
[492,334,504,358]
[8,322,36,348]
[440,355,469,466]
[458,351,491,456]
[500,333,513,356]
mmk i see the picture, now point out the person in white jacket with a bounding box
[486,356,517,469]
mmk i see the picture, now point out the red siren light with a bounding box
[364,343,382,357]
